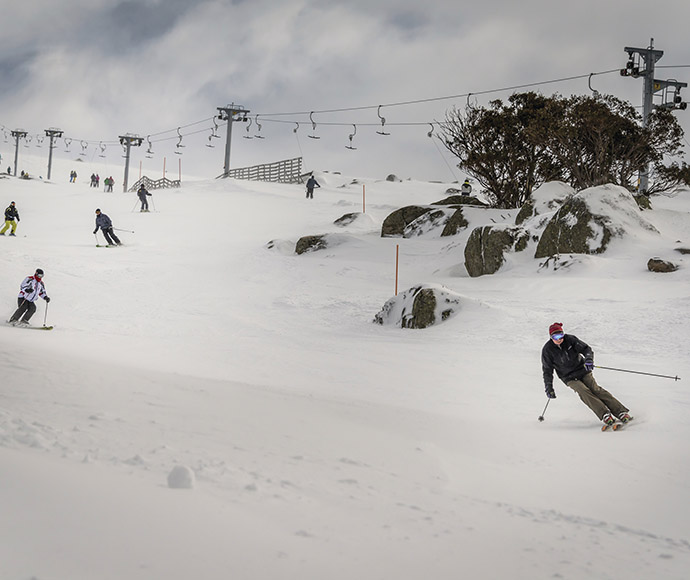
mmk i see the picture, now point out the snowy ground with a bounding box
[1,159,689,580]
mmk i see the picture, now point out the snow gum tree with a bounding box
[440,91,690,208]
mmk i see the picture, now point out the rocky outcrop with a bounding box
[464,225,529,277]
[381,206,430,237]
[534,185,658,259]
[440,208,469,237]
[295,235,328,254]
[647,257,679,273]
[432,195,488,207]
[373,284,462,329]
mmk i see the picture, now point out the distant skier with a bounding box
[104,176,114,192]
[541,322,632,427]
[305,174,320,199]
[8,268,51,325]
[93,208,121,246]
[137,184,152,212]
[0,201,20,236]
[461,178,472,195]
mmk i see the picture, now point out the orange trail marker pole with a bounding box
[395,244,399,296]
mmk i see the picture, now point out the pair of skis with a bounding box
[5,320,53,331]
[601,418,634,431]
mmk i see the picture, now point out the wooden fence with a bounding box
[128,175,181,192]
[218,157,305,184]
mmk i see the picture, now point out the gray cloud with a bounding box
[2,0,690,181]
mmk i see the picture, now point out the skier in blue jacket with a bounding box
[93,209,121,246]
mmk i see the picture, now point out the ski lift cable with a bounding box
[254,68,623,117]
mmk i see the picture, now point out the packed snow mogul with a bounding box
[1,201,20,236]
[8,268,51,325]
[137,184,152,212]
[305,174,320,199]
[541,322,632,427]
[93,208,121,246]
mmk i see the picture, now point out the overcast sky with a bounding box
[2,0,690,182]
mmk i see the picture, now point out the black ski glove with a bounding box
[93,229,98,234]
[545,386,556,399]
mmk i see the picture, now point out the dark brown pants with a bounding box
[566,373,629,420]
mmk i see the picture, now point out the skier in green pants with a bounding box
[541,322,632,427]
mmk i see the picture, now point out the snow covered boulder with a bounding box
[440,208,470,237]
[167,465,195,489]
[464,225,529,277]
[381,206,430,237]
[333,212,377,230]
[515,181,574,226]
[373,284,461,329]
[402,208,457,238]
[534,184,659,259]
[432,194,488,207]
[296,235,328,254]
[295,233,350,254]
[647,257,679,273]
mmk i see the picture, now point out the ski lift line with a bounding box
[261,118,443,128]
[254,68,623,117]
[4,64,672,152]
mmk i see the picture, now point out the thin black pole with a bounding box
[538,398,551,422]
[595,365,680,381]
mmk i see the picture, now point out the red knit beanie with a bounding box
[549,322,564,336]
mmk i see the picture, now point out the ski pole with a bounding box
[595,365,681,381]
[131,200,140,212]
[113,227,134,233]
[538,398,551,422]
[94,232,100,246]
[43,301,49,327]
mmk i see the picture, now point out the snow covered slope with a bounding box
[1,161,689,579]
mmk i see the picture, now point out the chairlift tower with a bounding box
[44,127,63,180]
[217,103,250,177]
[621,38,687,193]
[119,134,144,192]
[10,129,27,176]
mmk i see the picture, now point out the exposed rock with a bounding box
[675,247,690,255]
[334,213,360,227]
[534,185,658,259]
[515,181,574,226]
[647,257,678,273]
[386,174,402,182]
[464,225,529,277]
[441,208,469,237]
[634,194,652,210]
[381,206,430,237]
[295,234,328,254]
[373,284,461,328]
[403,209,450,238]
[432,195,488,207]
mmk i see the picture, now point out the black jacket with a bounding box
[4,204,19,221]
[542,334,593,389]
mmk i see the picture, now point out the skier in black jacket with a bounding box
[1,201,20,236]
[542,322,631,427]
